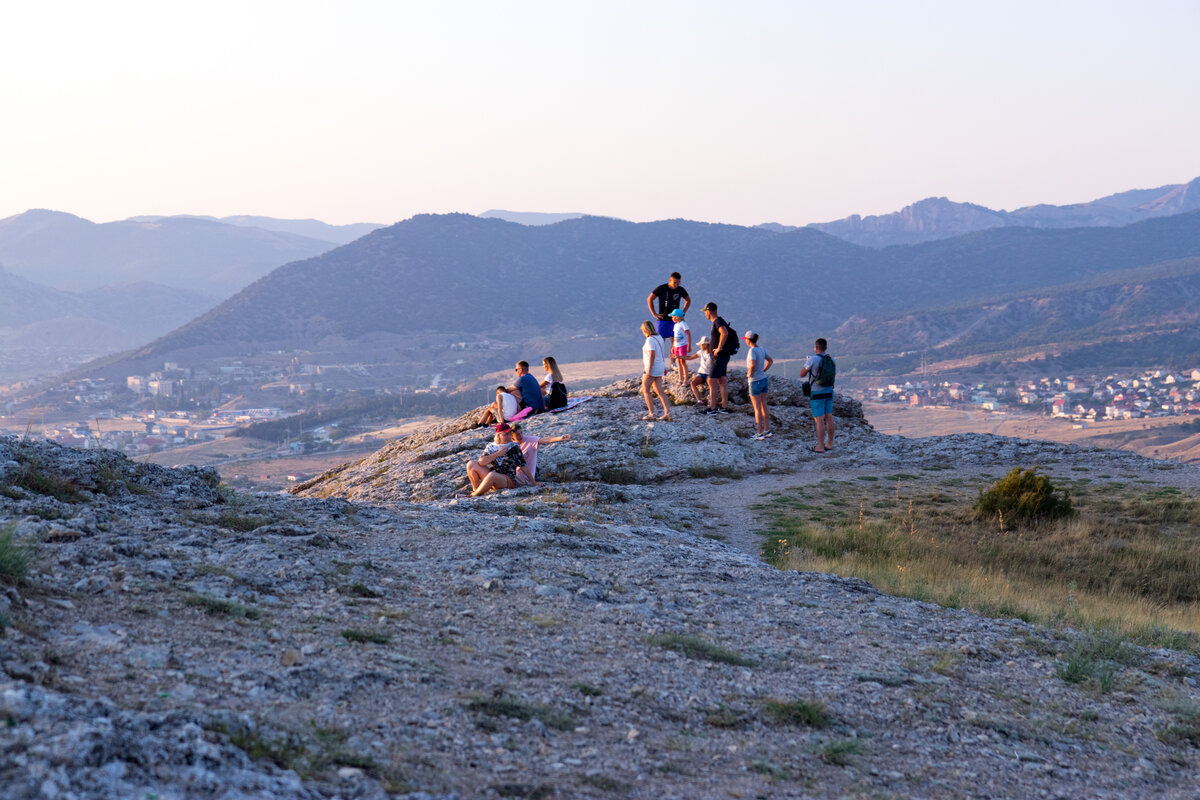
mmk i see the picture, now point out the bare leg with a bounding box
[471,471,515,496]
[814,416,827,452]
[641,374,655,416]
[690,375,706,405]
[750,396,764,433]
[707,377,719,410]
[676,358,689,387]
[466,460,489,491]
[824,414,835,449]
[718,377,729,409]
[652,376,672,419]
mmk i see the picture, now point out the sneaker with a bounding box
[703,408,718,415]
[716,406,732,414]
[763,431,774,438]
[751,432,764,440]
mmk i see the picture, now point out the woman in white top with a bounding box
[640,320,673,421]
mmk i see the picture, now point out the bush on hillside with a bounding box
[975,467,1073,524]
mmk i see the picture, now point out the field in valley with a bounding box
[865,402,1200,464]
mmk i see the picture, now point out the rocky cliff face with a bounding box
[3,387,1200,799]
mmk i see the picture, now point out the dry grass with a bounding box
[758,475,1200,651]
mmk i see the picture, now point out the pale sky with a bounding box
[2,0,1198,227]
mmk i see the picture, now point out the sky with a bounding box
[3,0,1199,227]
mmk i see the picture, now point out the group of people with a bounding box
[464,271,840,495]
[643,272,837,450]
[476,357,568,427]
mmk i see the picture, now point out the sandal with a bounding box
[809,446,826,454]
[658,415,673,422]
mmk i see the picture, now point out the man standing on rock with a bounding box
[646,272,690,343]
[702,302,734,415]
[800,337,836,453]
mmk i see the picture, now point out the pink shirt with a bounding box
[518,436,541,478]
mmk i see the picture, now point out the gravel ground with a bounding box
[3,382,1200,799]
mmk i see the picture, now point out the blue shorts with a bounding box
[811,394,833,417]
[657,319,675,340]
[749,377,768,396]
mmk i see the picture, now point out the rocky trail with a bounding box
[3,376,1200,799]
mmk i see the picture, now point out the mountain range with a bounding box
[127,214,386,245]
[803,177,1200,247]
[75,208,1200,383]
[0,265,217,381]
[0,210,340,296]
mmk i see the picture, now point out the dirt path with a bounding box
[674,462,877,560]
[676,457,1200,561]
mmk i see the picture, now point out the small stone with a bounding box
[280,650,302,667]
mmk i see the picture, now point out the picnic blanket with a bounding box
[550,395,593,413]
[505,395,593,423]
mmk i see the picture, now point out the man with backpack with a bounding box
[701,302,738,415]
[800,338,836,452]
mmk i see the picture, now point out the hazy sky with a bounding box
[3,1,1198,227]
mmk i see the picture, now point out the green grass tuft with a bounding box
[465,695,576,731]
[0,523,34,585]
[182,593,262,619]
[646,633,758,667]
[762,697,831,728]
[340,628,391,644]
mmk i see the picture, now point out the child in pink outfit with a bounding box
[668,308,692,388]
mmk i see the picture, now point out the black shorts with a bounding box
[710,353,731,379]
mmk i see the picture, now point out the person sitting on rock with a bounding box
[540,356,569,411]
[466,423,533,496]
[685,335,713,408]
[477,386,520,427]
[509,422,571,486]
[508,360,546,414]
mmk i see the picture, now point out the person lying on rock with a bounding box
[508,422,571,487]
[466,423,533,496]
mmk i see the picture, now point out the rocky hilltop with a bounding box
[3,379,1200,798]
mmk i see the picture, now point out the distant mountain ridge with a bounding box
[0,264,216,379]
[76,209,1200,381]
[0,210,341,296]
[128,214,385,245]
[478,210,588,226]
[804,177,1200,247]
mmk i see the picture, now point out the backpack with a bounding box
[722,324,740,355]
[814,353,836,387]
[546,382,568,410]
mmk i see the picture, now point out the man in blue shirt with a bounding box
[507,361,546,413]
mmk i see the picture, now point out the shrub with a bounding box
[975,467,1073,524]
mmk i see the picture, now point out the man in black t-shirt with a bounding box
[646,272,690,341]
[702,301,734,415]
